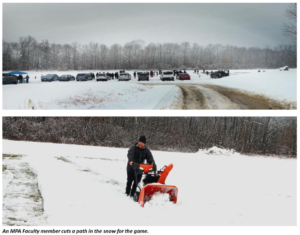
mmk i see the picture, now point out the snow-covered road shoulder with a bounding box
[2,82,181,110]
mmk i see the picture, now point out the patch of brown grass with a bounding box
[56,157,71,163]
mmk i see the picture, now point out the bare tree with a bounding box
[2,35,297,70]
[282,3,297,44]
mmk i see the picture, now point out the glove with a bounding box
[133,163,139,171]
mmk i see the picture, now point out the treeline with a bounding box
[3,36,297,71]
[2,117,296,157]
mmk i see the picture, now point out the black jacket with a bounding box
[127,143,155,172]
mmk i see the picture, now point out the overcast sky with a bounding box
[3,3,294,48]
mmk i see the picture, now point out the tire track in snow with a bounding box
[200,84,295,109]
[177,85,209,109]
[56,156,125,193]
[145,83,294,109]
[194,86,241,109]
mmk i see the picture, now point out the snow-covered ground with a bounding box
[2,140,296,227]
[2,69,296,109]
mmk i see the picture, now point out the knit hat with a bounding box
[139,135,146,144]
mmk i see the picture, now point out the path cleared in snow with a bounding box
[2,154,46,226]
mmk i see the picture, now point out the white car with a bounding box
[96,74,107,81]
[160,70,174,81]
[119,73,130,81]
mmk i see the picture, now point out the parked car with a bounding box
[86,73,94,80]
[210,70,229,79]
[96,74,107,82]
[41,74,59,82]
[2,76,18,85]
[160,70,174,81]
[138,72,149,81]
[76,73,88,81]
[58,74,75,81]
[124,73,131,80]
[176,73,190,80]
[119,73,130,81]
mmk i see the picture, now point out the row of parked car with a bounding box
[160,71,191,81]
[96,72,132,82]
[40,71,192,83]
[41,72,134,82]
[41,74,76,82]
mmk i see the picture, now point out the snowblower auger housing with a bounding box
[133,163,178,207]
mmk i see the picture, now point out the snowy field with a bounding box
[2,69,296,109]
[2,140,296,227]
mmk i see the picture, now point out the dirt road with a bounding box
[145,83,296,109]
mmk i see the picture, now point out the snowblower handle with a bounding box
[139,163,155,174]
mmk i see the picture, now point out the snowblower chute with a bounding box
[133,163,178,207]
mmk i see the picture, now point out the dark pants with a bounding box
[126,171,142,196]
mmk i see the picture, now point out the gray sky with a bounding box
[3,3,294,48]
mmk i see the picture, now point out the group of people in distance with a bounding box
[17,74,30,83]
[96,72,119,79]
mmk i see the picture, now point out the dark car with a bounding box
[76,74,88,81]
[86,73,94,80]
[176,73,190,80]
[138,72,149,81]
[41,74,59,82]
[2,76,18,85]
[58,74,75,81]
[210,70,229,79]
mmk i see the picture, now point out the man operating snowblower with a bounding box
[126,135,156,197]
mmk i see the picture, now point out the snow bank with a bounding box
[205,146,236,156]
[207,69,296,102]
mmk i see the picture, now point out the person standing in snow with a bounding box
[25,75,29,83]
[126,136,156,197]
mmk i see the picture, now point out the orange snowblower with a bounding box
[133,163,178,207]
